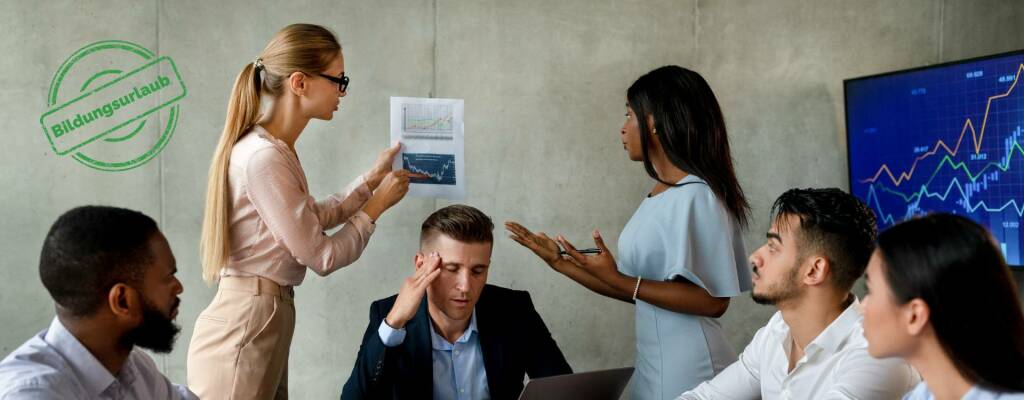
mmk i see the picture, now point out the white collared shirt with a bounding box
[0,317,195,399]
[677,298,919,400]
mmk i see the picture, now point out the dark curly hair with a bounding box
[770,188,877,291]
[39,206,159,317]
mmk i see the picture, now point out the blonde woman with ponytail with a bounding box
[186,24,422,399]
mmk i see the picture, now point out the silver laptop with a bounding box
[517,367,634,400]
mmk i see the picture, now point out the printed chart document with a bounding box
[390,96,465,200]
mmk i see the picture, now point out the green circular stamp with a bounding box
[39,40,187,171]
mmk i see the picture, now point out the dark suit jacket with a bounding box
[341,284,572,399]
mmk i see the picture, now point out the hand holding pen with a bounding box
[558,247,602,256]
[506,221,577,267]
[506,220,617,276]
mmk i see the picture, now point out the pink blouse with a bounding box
[220,125,375,286]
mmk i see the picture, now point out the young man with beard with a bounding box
[0,206,195,399]
[342,204,572,399]
[676,188,918,400]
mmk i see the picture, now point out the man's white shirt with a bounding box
[0,317,195,399]
[677,298,919,400]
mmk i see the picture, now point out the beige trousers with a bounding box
[187,276,295,400]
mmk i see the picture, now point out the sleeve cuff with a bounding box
[378,319,407,347]
[357,173,373,199]
[352,210,377,231]
[668,270,743,298]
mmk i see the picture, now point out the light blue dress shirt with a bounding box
[379,310,490,400]
[904,382,1024,400]
[0,317,196,399]
[617,175,751,400]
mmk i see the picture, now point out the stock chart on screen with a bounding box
[846,50,1024,267]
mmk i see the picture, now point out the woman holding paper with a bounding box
[186,24,422,399]
[507,66,751,400]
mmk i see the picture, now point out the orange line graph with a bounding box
[861,64,1024,186]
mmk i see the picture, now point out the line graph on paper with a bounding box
[402,153,456,185]
[846,52,1024,266]
[402,103,454,140]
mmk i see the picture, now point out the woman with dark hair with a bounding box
[862,213,1024,399]
[507,66,751,399]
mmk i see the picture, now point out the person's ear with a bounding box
[287,71,307,96]
[414,252,424,272]
[108,283,142,321]
[803,256,829,286]
[646,114,657,135]
[905,298,930,336]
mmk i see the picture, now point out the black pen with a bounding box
[558,248,603,256]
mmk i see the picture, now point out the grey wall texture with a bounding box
[2,0,1023,398]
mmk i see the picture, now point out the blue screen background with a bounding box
[846,51,1024,266]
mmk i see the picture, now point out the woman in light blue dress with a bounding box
[507,66,751,400]
[861,214,1024,400]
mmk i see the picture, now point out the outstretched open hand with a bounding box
[504,221,567,267]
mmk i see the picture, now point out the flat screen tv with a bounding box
[845,50,1024,267]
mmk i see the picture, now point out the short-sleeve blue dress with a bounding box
[617,175,751,400]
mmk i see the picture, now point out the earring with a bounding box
[652,128,657,135]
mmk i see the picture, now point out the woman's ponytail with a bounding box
[199,62,262,283]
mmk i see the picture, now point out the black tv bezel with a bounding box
[842,48,1024,268]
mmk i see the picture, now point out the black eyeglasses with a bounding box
[317,73,349,92]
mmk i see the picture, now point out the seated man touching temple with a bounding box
[342,204,572,400]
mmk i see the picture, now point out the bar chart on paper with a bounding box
[402,103,454,140]
[402,153,456,185]
[390,96,465,199]
[846,51,1024,266]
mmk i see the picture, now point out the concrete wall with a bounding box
[1,0,1021,398]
